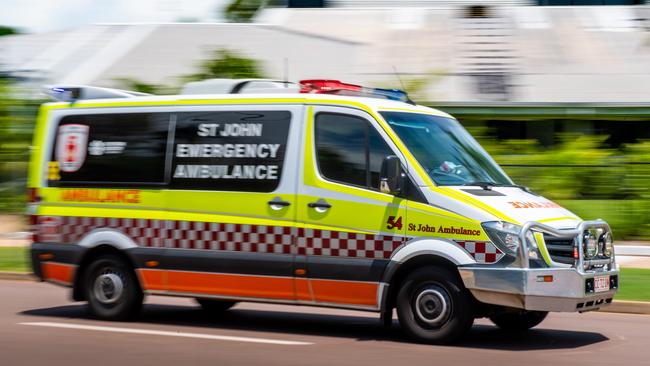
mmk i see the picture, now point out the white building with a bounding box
[1,3,649,102]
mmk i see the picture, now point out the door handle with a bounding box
[307,198,331,212]
[268,197,291,210]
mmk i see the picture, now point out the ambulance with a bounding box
[28,79,618,344]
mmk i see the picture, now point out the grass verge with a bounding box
[0,246,29,272]
[617,267,650,302]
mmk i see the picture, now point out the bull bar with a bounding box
[459,220,619,312]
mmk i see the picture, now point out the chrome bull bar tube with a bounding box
[459,220,619,312]
[517,220,614,271]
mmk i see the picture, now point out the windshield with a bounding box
[380,112,512,186]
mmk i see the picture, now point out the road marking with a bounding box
[19,322,313,346]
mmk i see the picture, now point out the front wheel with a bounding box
[396,267,474,344]
[489,310,548,331]
[84,255,143,320]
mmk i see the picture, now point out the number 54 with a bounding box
[386,216,403,230]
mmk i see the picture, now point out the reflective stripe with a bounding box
[535,231,553,266]
[139,269,379,307]
[35,216,406,260]
[41,262,75,286]
[305,278,379,307]
[165,270,295,300]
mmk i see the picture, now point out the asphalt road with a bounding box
[1,280,648,366]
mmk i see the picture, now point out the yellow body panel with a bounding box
[29,96,515,234]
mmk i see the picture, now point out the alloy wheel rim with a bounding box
[93,270,124,305]
[413,285,452,327]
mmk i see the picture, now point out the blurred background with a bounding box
[1,0,650,240]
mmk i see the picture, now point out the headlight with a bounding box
[583,230,598,259]
[481,221,542,261]
[481,221,521,255]
[600,231,613,258]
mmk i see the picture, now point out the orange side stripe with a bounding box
[139,269,379,307]
[137,269,166,291]
[309,279,379,307]
[162,270,295,300]
[42,262,75,285]
[294,278,312,302]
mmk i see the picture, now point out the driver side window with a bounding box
[315,113,394,191]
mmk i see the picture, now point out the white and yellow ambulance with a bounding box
[28,79,618,344]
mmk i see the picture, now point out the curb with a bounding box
[0,272,36,281]
[598,300,650,315]
[616,246,650,257]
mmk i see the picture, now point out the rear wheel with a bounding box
[396,267,474,344]
[195,298,237,313]
[84,255,143,320]
[490,310,548,331]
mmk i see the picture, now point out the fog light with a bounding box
[583,231,598,259]
[600,232,613,258]
[585,278,595,293]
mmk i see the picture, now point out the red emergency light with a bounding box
[299,79,412,103]
[300,80,362,94]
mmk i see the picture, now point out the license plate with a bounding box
[595,275,610,293]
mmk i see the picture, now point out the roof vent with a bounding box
[181,79,300,95]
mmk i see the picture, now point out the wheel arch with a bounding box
[380,238,476,316]
[72,229,141,301]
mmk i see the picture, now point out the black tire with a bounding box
[84,254,143,321]
[195,298,237,312]
[396,267,474,344]
[489,310,548,331]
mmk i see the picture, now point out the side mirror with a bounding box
[380,155,403,195]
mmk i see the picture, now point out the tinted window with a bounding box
[171,111,291,192]
[315,113,394,191]
[49,113,170,186]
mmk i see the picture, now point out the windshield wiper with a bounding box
[462,181,535,194]
[462,181,498,190]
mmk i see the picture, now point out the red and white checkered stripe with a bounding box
[56,216,294,254]
[39,216,405,259]
[455,240,504,263]
[297,228,404,259]
[38,216,496,262]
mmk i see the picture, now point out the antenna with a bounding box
[392,65,407,91]
[391,65,416,105]
[283,57,289,88]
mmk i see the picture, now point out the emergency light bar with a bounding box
[299,79,412,103]
[45,85,150,102]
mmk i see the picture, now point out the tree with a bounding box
[0,26,19,37]
[185,49,266,81]
[0,79,41,212]
[224,0,265,23]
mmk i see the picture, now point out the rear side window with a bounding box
[49,113,170,187]
[315,113,394,191]
[171,111,291,192]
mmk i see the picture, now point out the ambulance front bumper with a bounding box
[458,266,619,312]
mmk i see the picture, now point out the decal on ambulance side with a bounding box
[407,222,481,236]
[171,111,291,192]
[60,189,141,204]
[55,124,88,173]
[36,216,406,260]
[37,216,62,242]
[508,201,561,209]
[454,240,504,263]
